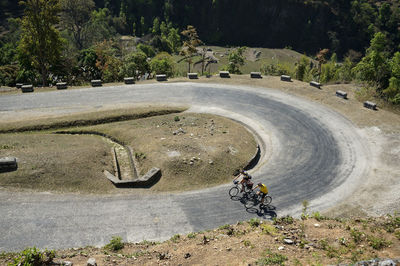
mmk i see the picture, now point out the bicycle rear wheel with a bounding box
[229,186,239,197]
[264,196,272,205]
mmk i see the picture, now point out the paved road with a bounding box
[0,83,368,251]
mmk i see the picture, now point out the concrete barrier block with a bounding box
[364,101,377,110]
[156,74,167,81]
[91,80,102,87]
[124,77,135,84]
[281,75,291,82]
[219,71,230,78]
[250,72,262,78]
[0,157,17,172]
[310,81,321,89]
[56,82,68,90]
[187,73,198,79]
[336,90,348,99]
[21,84,34,93]
[16,83,23,89]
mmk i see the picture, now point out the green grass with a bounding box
[105,236,124,251]
[256,249,288,265]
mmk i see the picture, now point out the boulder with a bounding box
[91,80,102,87]
[310,81,321,89]
[250,72,262,78]
[124,77,135,84]
[364,101,377,110]
[21,84,34,93]
[187,73,199,79]
[335,90,348,99]
[280,75,291,82]
[219,71,230,78]
[56,82,68,90]
[156,74,167,81]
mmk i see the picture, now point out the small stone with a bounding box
[209,160,214,164]
[278,246,285,251]
[226,247,232,251]
[189,161,194,165]
[314,223,320,227]
[184,253,191,259]
[87,258,97,266]
[379,259,396,266]
[283,239,294,245]
[117,254,123,258]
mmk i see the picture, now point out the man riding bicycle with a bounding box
[253,182,269,204]
[234,169,253,192]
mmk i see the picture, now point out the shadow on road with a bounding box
[230,194,278,220]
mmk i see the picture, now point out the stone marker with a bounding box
[16,83,23,89]
[87,258,97,266]
[56,82,68,90]
[219,71,230,78]
[187,73,198,79]
[280,75,291,82]
[364,101,377,110]
[335,90,347,99]
[250,72,262,78]
[91,79,102,87]
[0,157,17,171]
[310,81,321,89]
[21,84,34,93]
[156,74,167,81]
[124,77,135,84]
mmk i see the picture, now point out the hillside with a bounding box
[1,215,399,265]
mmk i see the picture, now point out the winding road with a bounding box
[0,82,369,251]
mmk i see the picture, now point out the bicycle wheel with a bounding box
[229,186,239,197]
[264,196,272,205]
[245,198,257,208]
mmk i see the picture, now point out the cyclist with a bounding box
[235,169,253,193]
[253,182,269,204]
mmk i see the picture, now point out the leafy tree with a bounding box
[78,48,101,81]
[85,8,116,46]
[140,16,145,36]
[60,0,95,50]
[94,40,122,82]
[295,56,311,81]
[167,27,181,53]
[150,52,175,77]
[18,0,65,86]
[137,44,155,58]
[225,47,246,74]
[180,25,202,73]
[152,17,160,35]
[119,51,150,80]
[354,32,391,91]
[384,52,400,104]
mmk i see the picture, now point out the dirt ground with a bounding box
[2,215,399,265]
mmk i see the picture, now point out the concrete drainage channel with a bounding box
[53,131,161,188]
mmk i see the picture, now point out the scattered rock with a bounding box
[226,247,232,251]
[87,258,97,266]
[209,160,214,165]
[278,246,285,251]
[184,253,191,259]
[172,128,186,135]
[283,238,294,245]
[314,223,320,227]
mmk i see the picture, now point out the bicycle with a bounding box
[229,180,253,197]
[244,191,272,209]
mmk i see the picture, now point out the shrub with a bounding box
[367,235,391,250]
[273,215,294,225]
[261,224,277,235]
[174,116,180,122]
[12,247,55,266]
[150,52,175,77]
[105,236,124,251]
[170,234,180,243]
[249,218,260,227]
[187,232,196,239]
[260,63,292,76]
[256,249,287,265]
[137,43,155,58]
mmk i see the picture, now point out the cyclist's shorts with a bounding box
[260,192,267,199]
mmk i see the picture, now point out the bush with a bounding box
[137,44,155,58]
[105,236,124,251]
[12,247,55,266]
[249,218,260,227]
[170,234,180,243]
[150,52,175,77]
[0,64,19,86]
[256,249,287,265]
[260,63,292,76]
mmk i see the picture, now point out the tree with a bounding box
[119,51,150,80]
[18,0,65,86]
[150,52,175,77]
[384,52,400,104]
[226,47,246,74]
[354,32,391,91]
[85,8,116,46]
[180,25,202,73]
[60,0,95,50]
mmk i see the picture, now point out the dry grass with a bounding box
[0,133,114,193]
[2,215,398,265]
[68,113,258,192]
